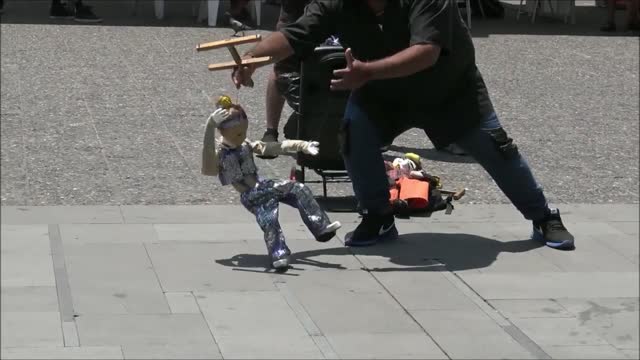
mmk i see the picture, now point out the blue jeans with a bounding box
[342,100,549,222]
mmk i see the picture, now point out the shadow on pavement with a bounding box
[215,232,544,273]
[316,196,358,213]
[387,145,476,164]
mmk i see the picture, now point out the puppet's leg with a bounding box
[274,180,341,242]
[243,194,291,269]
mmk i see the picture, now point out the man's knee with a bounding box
[486,127,519,159]
[338,117,351,156]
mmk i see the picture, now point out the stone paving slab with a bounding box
[64,242,170,315]
[460,272,639,299]
[196,290,324,359]
[1,346,124,360]
[0,312,63,348]
[75,314,216,347]
[411,309,538,359]
[120,344,222,360]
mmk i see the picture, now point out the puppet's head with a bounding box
[215,95,249,147]
[391,152,422,174]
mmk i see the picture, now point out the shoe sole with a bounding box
[256,155,278,160]
[316,231,336,243]
[531,227,575,250]
[272,257,290,269]
[316,222,342,242]
[74,18,103,23]
[50,15,74,19]
[345,227,398,247]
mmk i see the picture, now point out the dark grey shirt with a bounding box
[279,0,495,147]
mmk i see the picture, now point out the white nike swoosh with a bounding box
[379,223,394,236]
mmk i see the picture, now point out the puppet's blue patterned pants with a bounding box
[240,179,331,254]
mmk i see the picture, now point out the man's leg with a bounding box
[625,0,640,30]
[601,0,617,30]
[257,68,285,159]
[341,98,398,246]
[262,69,285,142]
[454,112,575,250]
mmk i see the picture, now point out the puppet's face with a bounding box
[218,107,249,147]
[392,158,416,173]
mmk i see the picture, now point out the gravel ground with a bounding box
[1,1,638,206]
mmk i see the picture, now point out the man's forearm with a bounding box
[364,44,441,80]
[244,31,295,65]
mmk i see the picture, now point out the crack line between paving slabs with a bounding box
[271,277,340,360]
[356,261,453,359]
[49,224,80,347]
[447,271,552,359]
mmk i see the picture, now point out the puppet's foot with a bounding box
[270,243,291,269]
[315,221,342,242]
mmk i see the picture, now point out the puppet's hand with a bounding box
[302,141,320,156]
[208,108,230,125]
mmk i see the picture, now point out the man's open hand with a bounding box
[330,48,372,91]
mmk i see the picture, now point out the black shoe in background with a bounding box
[50,1,74,19]
[74,3,102,23]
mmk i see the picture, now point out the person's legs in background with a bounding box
[601,0,617,31]
[50,0,102,23]
[261,68,286,144]
[602,0,640,31]
[227,0,253,26]
[453,112,575,250]
[625,0,640,30]
[259,1,304,149]
[341,98,398,247]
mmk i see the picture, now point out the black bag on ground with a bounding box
[295,46,350,171]
[473,0,504,18]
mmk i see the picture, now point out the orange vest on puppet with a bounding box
[385,153,432,211]
[385,153,464,216]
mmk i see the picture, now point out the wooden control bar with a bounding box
[196,34,272,72]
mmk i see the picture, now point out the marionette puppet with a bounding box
[385,153,466,216]
[201,95,341,269]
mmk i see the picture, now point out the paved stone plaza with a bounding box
[1,0,639,359]
[1,204,638,359]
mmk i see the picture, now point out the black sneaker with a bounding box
[74,3,102,23]
[257,129,279,159]
[50,2,74,19]
[345,212,398,247]
[532,208,575,250]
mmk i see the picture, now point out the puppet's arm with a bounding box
[201,109,229,176]
[250,140,319,157]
